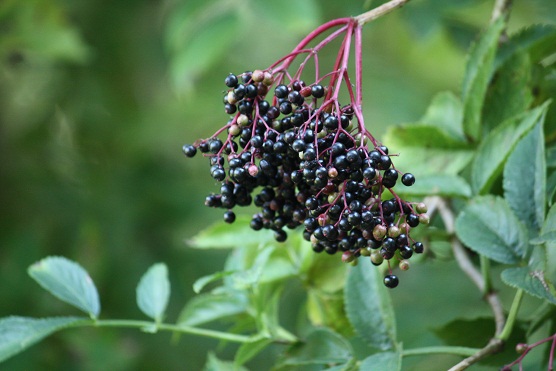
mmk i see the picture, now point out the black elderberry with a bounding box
[406,214,420,227]
[382,237,396,253]
[292,80,305,91]
[274,84,289,98]
[363,167,376,180]
[280,101,293,115]
[245,84,258,98]
[182,144,197,157]
[199,141,210,153]
[399,245,413,259]
[274,229,287,242]
[225,73,238,88]
[413,242,424,253]
[288,90,303,105]
[223,211,236,223]
[378,155,392,170]
[382,200,396,214]
[384,274,399,288]
[401,173,415,186]
[311,84,325,98]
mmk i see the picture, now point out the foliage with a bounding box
[1,0,556,370]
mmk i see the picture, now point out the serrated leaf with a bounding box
[28,256,100,318]
[0,316,86,362]
[345,259,396,350]
[501,267,556,304]
[306,290,353,338]
[471,103,549,194]
[384,123,469,149]
[483,52,533,130]
[177,292,247,327]
[542,204,556,284]
[187,216,275,249]
[455,196,527,264]
[136,263,170,322]
[234,336,273,367]
[192,270,236,294]
[531,231,556,245]
[496,25,556,69]
[504,122,546,233]
[359,351,401,371]
[281,328,353,366]
[420,91,465,141]
[396,174,472,198]
[462,17,505,141]
[306,254,347,294]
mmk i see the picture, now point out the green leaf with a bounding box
[234,336,273,367]
[0,316,86,362]
[359,352,401,371]
[281,328,353,366]
[167,1,242,93]
[306,254,347,294]
[504,122,546,233]
[455,196,527,264]
[483,52,533,130]
[306,290,353,338]
[345,259,396,350]
[462,17,505,141]
[383,123,469,149]
[187,216,275,249]
[471,103,549,194]
[177,292,247,327]
[192,270,236,294]
[531,231,556,245]
[250,0,320,34]
[547,145,556,168]
[395,174,472,198]
[203,352,248,371]
[496,25,556,69]
[28,256,100,318]
[420,91,465,141]
[136,263,170,322]
[501,267,556,304]
[543,204,556,284]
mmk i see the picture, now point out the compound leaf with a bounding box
[501,267,556,304]
[471,103,548,194]
[503,122,546,233]
[462,17,505,141]
[455,196,527,264]
[136,263,170,322]
[234,336,273,367]
[0,316,86,363]
[28,257,100,319]
[359,351,402,371]
[177,292,247,327]
[496,24,556,68]
[281,328,353,366]
[345,259,396,350]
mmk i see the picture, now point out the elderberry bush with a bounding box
[183,69,428,288]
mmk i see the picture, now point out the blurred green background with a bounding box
[1,0,554,369]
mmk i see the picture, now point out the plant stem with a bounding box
[355,0,412,26]
[480,255,493,295]
[448,338,504,371]
[403,346,479,358]
[491,0,512,23]
[497,289,524,341]
[93,319,253,343]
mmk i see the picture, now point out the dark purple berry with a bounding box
[401,173,415,186]
[384,274,399,288]
[182,144,197,157]
[225,74,238,88]
[223,211,236,223]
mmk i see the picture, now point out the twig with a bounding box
[448,338,504,371]
[490,0,512,24]
[355,0,412,26]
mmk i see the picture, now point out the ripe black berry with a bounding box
[311,84,325,98]
[225,74,238,88]
[223,211,236,223]
[182,144,197,157]
[401,173,415,186]
[406,214,420,227]
[384,274,399,288]
[274,84,289,98]
[413,242,424,253]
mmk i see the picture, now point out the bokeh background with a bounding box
[1,0,555,369]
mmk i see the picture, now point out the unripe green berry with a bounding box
[360,247,371,256]
[399,260,410,271]
[342,251,355,263]
[252,69,264,82]
[263,72,274,86]
[419,214,430,225]
[370,251,384,266]
[373,224,387,240]
[227,91,238,104]
[237,114,249,127]
[228,124,241,136]
[388,226,401,238]
[415,202,427,213]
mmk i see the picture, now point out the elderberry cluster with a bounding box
[183,70,428,288]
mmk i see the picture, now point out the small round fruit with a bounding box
[182,144,197,157]
[223,211,236,223]
[401,173,416,186]
[413,242,424,253]
[383,274,399,288]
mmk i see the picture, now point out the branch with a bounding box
[355,0,412,26]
